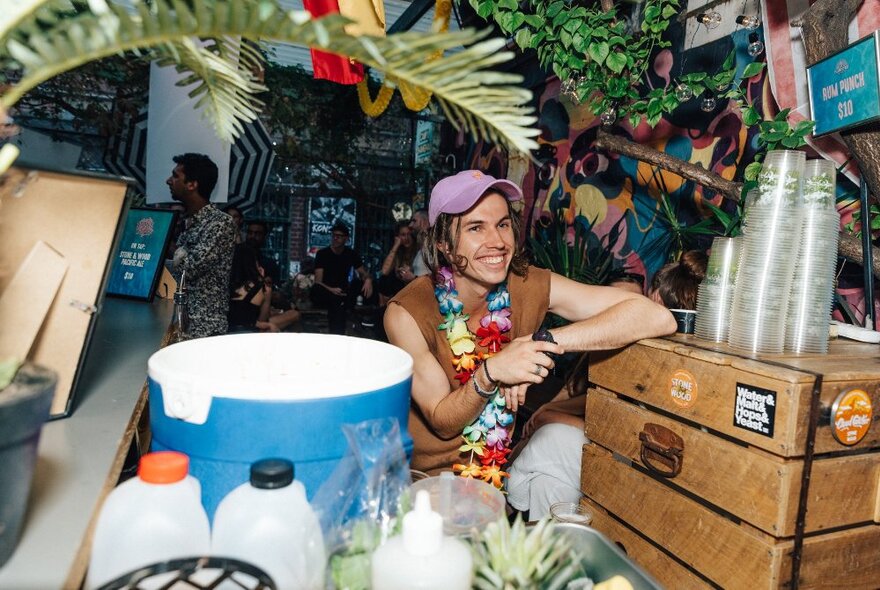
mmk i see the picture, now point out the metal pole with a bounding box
[859,176,875,330]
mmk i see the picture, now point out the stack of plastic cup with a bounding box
[728,150,806,354]
[695,236,741,342]
[785,159,839,353]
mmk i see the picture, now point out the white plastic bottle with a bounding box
[371,490,473,590]
[211,458,326,590]
[86,451,210,589]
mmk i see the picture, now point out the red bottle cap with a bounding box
[138,451,189,484]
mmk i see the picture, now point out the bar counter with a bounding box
[0,297,172,590]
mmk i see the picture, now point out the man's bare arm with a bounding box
[384,303,487,439]
[548,273,676,351]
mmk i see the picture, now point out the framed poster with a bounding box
[106,208,177,301]
[306,196,357,256]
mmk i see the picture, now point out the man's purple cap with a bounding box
[428,170,523,225]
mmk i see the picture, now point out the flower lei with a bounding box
[435,267,514,489]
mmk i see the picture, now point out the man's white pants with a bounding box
[506,423,587,520]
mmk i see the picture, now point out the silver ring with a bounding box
[533,364,542,376]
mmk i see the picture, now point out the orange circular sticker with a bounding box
[670,369,698,408]
[831,389,873,446]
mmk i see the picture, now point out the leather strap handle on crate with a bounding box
[639,423,684,478]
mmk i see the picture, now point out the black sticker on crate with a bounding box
[733,383,776,437]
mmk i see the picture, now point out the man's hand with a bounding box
[483,336,563,386]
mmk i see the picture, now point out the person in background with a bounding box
[608,271,645,295]
[227,244,300,333]
[384,170,675,516]
[408,208,431,278]
[167,153,235,338]
[649,250,708,310]
[312,222,374,334]
[378,220,420,305]
[223,205,244,244]
[245,220,281,288]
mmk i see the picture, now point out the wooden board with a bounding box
[582,442,788,590]
[582,497,713,590]
[589,339,880,456]
[585,387,880,536]
[0,241,67,360]
[582,443,880,589]
[797,524,880,589]
[0,166,129,416]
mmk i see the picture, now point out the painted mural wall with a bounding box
[446,15,875,324]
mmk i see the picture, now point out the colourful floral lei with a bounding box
[435,267,514,489]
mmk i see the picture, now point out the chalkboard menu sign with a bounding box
[106,208,176,301]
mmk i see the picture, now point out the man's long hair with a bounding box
[421,192,528,279]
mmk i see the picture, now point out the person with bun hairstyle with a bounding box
[649,250,708,310]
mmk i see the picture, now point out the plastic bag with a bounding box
[311,418,412,590]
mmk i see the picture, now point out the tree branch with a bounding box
[595,129,743,201]
[594,129,880,277]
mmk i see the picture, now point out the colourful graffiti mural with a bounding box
[446,17,872,324]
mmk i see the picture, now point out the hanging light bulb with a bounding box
[701,94,717,112]
[675,83,694,101]
[696,11,722,29]
[747,32,765,57]
[600,103,618,126]
[736,14,761,30]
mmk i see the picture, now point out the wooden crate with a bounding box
[583,336,880,589]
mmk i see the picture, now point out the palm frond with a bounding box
[1,0,539,152]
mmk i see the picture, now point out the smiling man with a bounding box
[385,169,676,503]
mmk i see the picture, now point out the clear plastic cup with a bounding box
[549,502,593,526]
[756,149,806,209]
[802,159,836,209]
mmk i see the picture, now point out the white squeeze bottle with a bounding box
[86,451,210,589]
[371,489,472,590]
[211,458,325,590]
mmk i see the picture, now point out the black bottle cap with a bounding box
[250,458,294,489]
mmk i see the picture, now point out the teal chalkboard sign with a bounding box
[106,208,176,301]
[808,30,880,137]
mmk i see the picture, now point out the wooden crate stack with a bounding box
[583,335,880,589]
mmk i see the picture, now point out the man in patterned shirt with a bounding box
[167,153,235,338]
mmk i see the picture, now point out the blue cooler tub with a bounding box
[147,333,412,518]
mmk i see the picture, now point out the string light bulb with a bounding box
[736,15,761,30]
[700,94,717,112]
[747,32,765,57]
[600,103,618,126]
[696,11,722,29]
[675,83,694,101]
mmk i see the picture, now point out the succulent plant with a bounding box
[470,516,587,590]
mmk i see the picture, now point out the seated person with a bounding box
[378,220,420,306]
[384,170,675,518]
[507,252,706,519]
[228,244,299,333]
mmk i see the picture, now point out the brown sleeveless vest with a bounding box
[390,266,551,474]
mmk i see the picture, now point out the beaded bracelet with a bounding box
[482,358,498,385]
[472,371,499,399]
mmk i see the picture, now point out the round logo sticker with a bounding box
[670,369,698,408]
[831,389,873,446]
